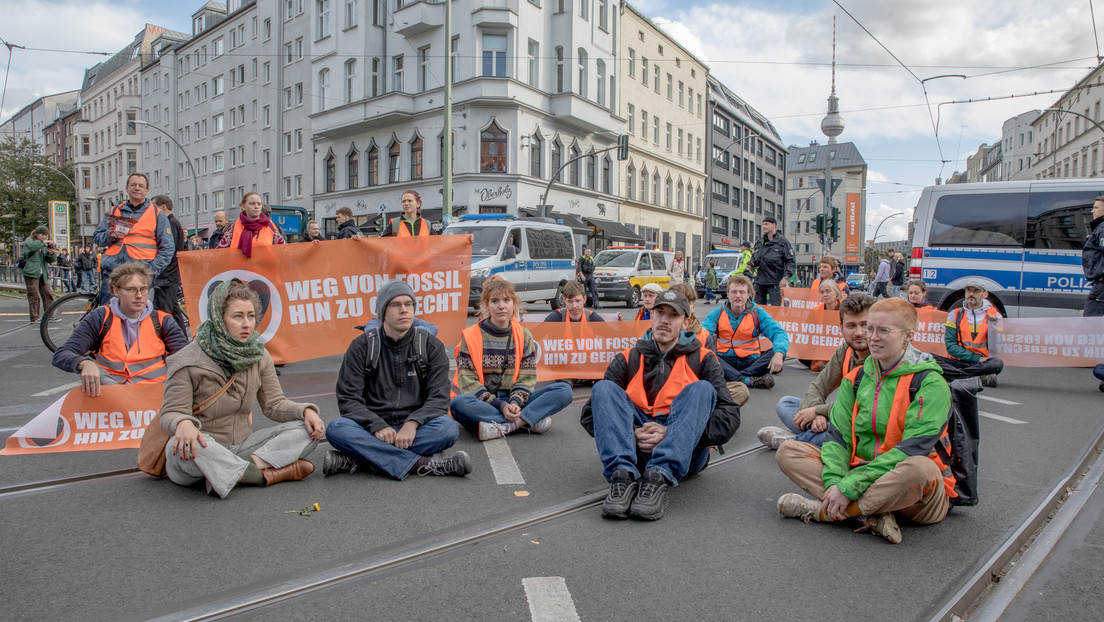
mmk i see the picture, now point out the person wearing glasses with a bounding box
[52,262,188,396]
[92,173,175,305]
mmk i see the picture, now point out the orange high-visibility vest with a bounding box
[622,347,706,418]
[393,217,430,237]
[695,327,712,352]
[849,371,957,499]
[841,346,857,379]
[104,203,159,260]
[94,308,171,384]
[715,310,761,357]
[450,321,526,402]
[953,306,999,357]
[228,221,277,250]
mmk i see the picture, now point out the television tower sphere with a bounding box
[821,93,845,141]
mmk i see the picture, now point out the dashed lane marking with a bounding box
[980,411,1027,425]
[30,382,80,397]
[484,437,525,485]
[977,394,1021,406]
[523,577,581,622]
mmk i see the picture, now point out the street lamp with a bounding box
[869,211,904,271]
[132,119,201,237]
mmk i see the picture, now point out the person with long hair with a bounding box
[160,279,324,498]
[450,276,572,440]
[380,190,435,237]
[216,192,287,256]
[907,279,935,311]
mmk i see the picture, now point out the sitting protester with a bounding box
[758,293,875,449]
[160,279,325,498]
[907,279,935,311]
[451,276,573,441]
[580,289,740,521]
[635,282,663,323]
[701,274,789,389]
[52,262,188,396]
[934,278,1003,387]
[775,297,955,544]
[324,280,471,479]
[815,279,843,311]
[545,280,606,323]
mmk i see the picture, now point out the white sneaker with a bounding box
[478,420,518,441]
[756,426,796,450]
[529,417,553,434]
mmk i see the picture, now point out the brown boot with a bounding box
[262,459,315,486]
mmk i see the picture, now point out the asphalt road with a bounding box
[1,293,1102,621]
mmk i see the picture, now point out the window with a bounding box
[263,149,271,170]
[213,75,224,96]
[345,0,357,28]
[576,49,587,98]
[666,73,672,99]
[296,37,304,60]
[653,65,659,92]
[652,171,660,204]
[324,153,335,192]
[373,0,382,24]
[677,180,684,210]
[628,48,635,78]
[639,166,647,199]
[264,61,271,84]
[388,141,400,182]
[598,0,608,30]
[285,87,293,110]
[555,46,565,93]
[418,46,430,91]
[586,152,596,189]
[213,152,225,172]
[678,81,684,106]
[596,60,606,106]
[653,116,659,144]
[530,132,542,178]
[295,129,303,151]
[125,111,136,135]
[371,58,380,97]
[480,122,507,173]
[627,104,634,133]
[393,55,404,92]
[666,123,672,149]
[213,114,224,134]
[264,17,271,39]
[526,228,573,260]
[551,139,562,181]
[318,68,331,110]
[285,42,294,65]
[677,129,683,155]
[627,165,635,199]
[317,0,331,38]
[451,36,459,83]
[410,136,423,179]
[642,58,648,86]
[665,176,672,207]
[601,156,611,194]
[295,82,303,105]
[214,38,224,57]
[367,145,379,186]
[640,111,648,139]
[527,39,539,88]
[345,59,357,103]
[483,34,506,77]
[569,144,581,185]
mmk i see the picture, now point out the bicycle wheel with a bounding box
[41,292,98,352]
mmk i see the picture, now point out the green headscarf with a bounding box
[196,278,267,376]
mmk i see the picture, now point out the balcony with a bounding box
[393,0,444,37]
[472,0,519,28]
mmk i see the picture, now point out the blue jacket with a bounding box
[701,299,790,359]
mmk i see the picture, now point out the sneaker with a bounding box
[855,513,902,544]
[629,469,671,521]
[601,468,639,519]
[982,374,998,388]
[322,450,357,476]
[478,420,519,441]
[756,426,796,450]
[747,374,775,389]
[417,451,473,477]
[777,493,822,523]
[528,417,552,434]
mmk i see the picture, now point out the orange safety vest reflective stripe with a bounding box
[228,221,277,250]
[94,308,171,384]
[104,203,159,260]
[450,321,525,401]
[954,307,998,357]
[393,217,430,237]
[715,310,761,357]
[622,347,706,418]
[848,372,957,499]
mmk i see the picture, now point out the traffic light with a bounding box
[829,206,840,239]
[617,134,629,161]
[814,214,826,235]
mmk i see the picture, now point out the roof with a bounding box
[786,141,867,172]
[708,75,784,146]
[81,25,167,93]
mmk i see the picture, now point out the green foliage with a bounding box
[0,136,77,256]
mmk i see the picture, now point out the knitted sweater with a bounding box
[455,318,538,409]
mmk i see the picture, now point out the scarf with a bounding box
[195,278,266,376]
[109,297,153,350]
[235,212,273,258]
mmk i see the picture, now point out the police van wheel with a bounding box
[551,284,565,311]
[629,286,641,308]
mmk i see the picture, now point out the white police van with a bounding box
[909,180,1101,317]
[695,250,746,297]
[444,214,577,311]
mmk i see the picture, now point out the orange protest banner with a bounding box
[992,317,1104,367]
[779,287,822,310]
[524,321,642,380]
[179,236,472,364]
[1,384,164,455]
[760,305,950,360]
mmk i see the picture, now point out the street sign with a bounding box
[271,213,301,235]
[814,177,843,198]
[49,201,70,250]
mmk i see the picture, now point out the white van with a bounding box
[909,180,1102,317]
[591,246,675,307]
[444,214,577,310]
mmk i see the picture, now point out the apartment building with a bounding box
[1032,60,1104,179]
[1002,109,1038,181]
[785,141,867,277]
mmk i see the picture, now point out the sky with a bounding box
[1,0,1101,242]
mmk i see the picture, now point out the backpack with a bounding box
[852,368,980,507]
[361,326,430,378]
[16,255,27,270]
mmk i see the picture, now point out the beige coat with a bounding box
[160,341,317,446]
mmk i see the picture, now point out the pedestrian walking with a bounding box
[21,225,58,322]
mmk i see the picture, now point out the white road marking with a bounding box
[31,382,80,397]
[483,437,525,485]
[977,394,1021,406]
[980,411,1027,425]
[0,426,20,434]
[522,577,581,622]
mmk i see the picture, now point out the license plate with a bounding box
[922,269,937,280]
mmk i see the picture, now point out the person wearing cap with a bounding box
[323,279,472,479]
[635,282,664,323]
[750,216,795,306]
[581,289,740,521]
[702,273,790,389]
[933,277,1003,387]
[731,241,754,278]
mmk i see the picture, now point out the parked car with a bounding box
[846,272,870,292]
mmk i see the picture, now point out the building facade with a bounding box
[1002,109,1038,181]
[1032,61,1104,179]
[705,75,786,255]
[0,90,79,146]
[784,141,867,278]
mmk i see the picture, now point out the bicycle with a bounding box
[39,286,192,352]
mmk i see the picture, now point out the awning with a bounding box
[584,217,645,244]
[186,228,209,237]
[516,208,591,236]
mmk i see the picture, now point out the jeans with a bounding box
[325,416,459,480]
[933,354,1003,381]
[450,382,573,434]
[79,269,95,292]
[754,283,781,306]
[717,348,776,383]
[891,284,902,298]
[775,396,826,446]
[590,379,715,486]
[583,275,600,308]
[872,281,889,298]
[703,287,717,302]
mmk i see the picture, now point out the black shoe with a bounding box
[601,468,639,519]
[982,374,998,388]
[629,469,670,521]
[1099,380,1104,393]
[322,450,358,476]
[747,374,775,389]
[417,451,472,477]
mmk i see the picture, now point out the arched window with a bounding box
[569,143,581,186]
[665,175,672,207]
[551,138,563,181]
[639,166,648,201]
[318,68,331,111]
[344,59,357,104]
[627,164,635,200]
[596,59,606,106]
[480,122,507,173]
[388,140,400,183]
[529,132,542,178]
[367,144,378,186]
[677,179,684,210]
[601,155,611,194]
[576,49,587,98]
[585,150,596,189]
[410,135,423,179]
[652,171,660,204]
[324,152,335,192]
[347,146,359,188]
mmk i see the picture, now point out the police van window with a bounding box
[1025,190,1098,250]
[650,252,667,271]
[525,228,573,259]
[929,192,1026,247]
[637,253,652,269]
[444,224,504,256]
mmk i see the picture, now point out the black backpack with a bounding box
[852,368,980,507]
[360,326,430,378]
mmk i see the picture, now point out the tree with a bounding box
[0,136,77,259]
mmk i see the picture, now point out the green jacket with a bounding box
[21,237,57,279]
[705,266,719,289]
[821,346,950,501]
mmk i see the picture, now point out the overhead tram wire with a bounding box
[1093,0,1103,64]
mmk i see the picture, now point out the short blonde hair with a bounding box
[727,273,753,293]
[869,297,918,331]
[480,276,520,320]
[108,262,153,289]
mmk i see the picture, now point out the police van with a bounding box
[909,180,1101,317]
[695,250,746,297]
[444,214,577,311]
[591,246,674,307]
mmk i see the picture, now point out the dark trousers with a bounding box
[872,281,890,298]
[754,283,781,306]
[154,280,188,334]
[933,354,1004,381]
[582,274,600,308]
[24,276,54,321]
[717,348,777,383]
[1086,282,1104,317]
